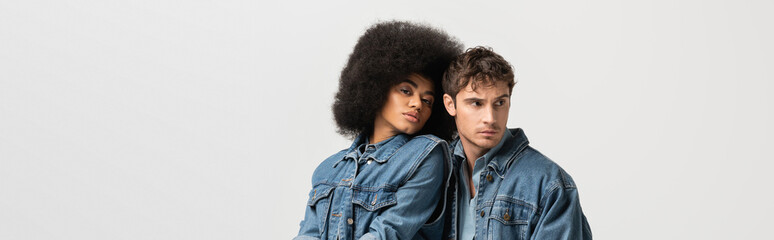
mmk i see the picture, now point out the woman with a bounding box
[295,21,462,240]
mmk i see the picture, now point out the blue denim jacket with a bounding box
[295,133,451,240]
[443,128,592,240]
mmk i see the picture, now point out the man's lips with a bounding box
[479,129,498,136]
[403,112,419,123]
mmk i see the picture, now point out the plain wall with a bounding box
[1,0,772,239]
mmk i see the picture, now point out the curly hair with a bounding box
[333,21,463,141]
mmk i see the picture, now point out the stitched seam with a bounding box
[350,184,398,192]
[560,169,576,189]
[352,199,397,210]
[476,196,536,211]
[399,140,438,185]
[537,180,563,213]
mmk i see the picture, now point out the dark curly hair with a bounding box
[333,20,463,141]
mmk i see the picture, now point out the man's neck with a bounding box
[464,151,486,171]
[460,140,489,198]
[460,140,489,175]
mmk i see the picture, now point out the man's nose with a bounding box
[482,106,495,124]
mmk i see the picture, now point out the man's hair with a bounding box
[332,20,463,141]
[442,46,516,101]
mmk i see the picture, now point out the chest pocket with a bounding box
[351,188,397,211]
[307,184,335,235]
[487,197,533,240]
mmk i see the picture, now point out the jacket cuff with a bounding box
[293,235,320,240]
[359,232,379,240]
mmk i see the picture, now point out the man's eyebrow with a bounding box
[496,94,510,99]
[462,97,483,102]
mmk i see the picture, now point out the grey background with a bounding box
[1,0,772,239]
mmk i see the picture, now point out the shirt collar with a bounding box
[339,133,409,165]
[453,128,530,175]
[453,128,512,164]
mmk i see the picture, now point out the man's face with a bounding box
[444,80,511,154]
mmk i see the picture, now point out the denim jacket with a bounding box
[295,133,451,240]
[442,128,592,240]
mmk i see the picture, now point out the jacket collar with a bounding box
[487,128,530,177]
[338,133,410,165]
[452,128,530,177]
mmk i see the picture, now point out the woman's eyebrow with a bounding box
[401,79,418,88]
[401,79,434,95]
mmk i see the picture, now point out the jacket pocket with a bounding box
[307,184,335,235]
[486,197,533,240]
[351,188,397,211]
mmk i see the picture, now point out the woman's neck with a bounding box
[369,129,397,144]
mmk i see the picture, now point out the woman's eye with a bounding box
[422,99,432,105]
[400,88,411,95]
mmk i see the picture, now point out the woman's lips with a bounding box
[403,112,419,123]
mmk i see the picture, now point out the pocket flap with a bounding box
[488,197,533,225]
[307,184,334,206]
[352,188,397,211]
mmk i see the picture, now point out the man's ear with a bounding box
[443,93,456,117]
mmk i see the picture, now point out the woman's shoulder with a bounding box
[401,134,447,149]
[409,134,445,144]
[393,134,449,163]
[309,148,350,184]
[391,134,448,185]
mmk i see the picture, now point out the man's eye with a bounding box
[472,101,481,106]
[495,100,504,106]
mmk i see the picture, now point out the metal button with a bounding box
[503,212,511,221]
[347,218,354,225]
[480,211,485,217]
[486,174,493,182]
[367,160,373,164]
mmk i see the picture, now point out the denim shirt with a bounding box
[442,128,592,240]
[295,133,451,240]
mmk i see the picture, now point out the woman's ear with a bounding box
[443,94,456,117]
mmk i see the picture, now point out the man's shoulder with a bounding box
[508,146,577,190]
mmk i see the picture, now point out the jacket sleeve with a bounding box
[359,145,446,240]
[294,178,325,240]
[294,199,322,240]
[530,182,592,240]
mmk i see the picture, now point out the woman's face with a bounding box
[373,73,435,141]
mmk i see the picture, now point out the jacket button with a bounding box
[347,218,353,225]
[480,210,485,217]
[486,174,493,182]
[503,213,511,221]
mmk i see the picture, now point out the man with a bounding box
[441,47,592,239]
